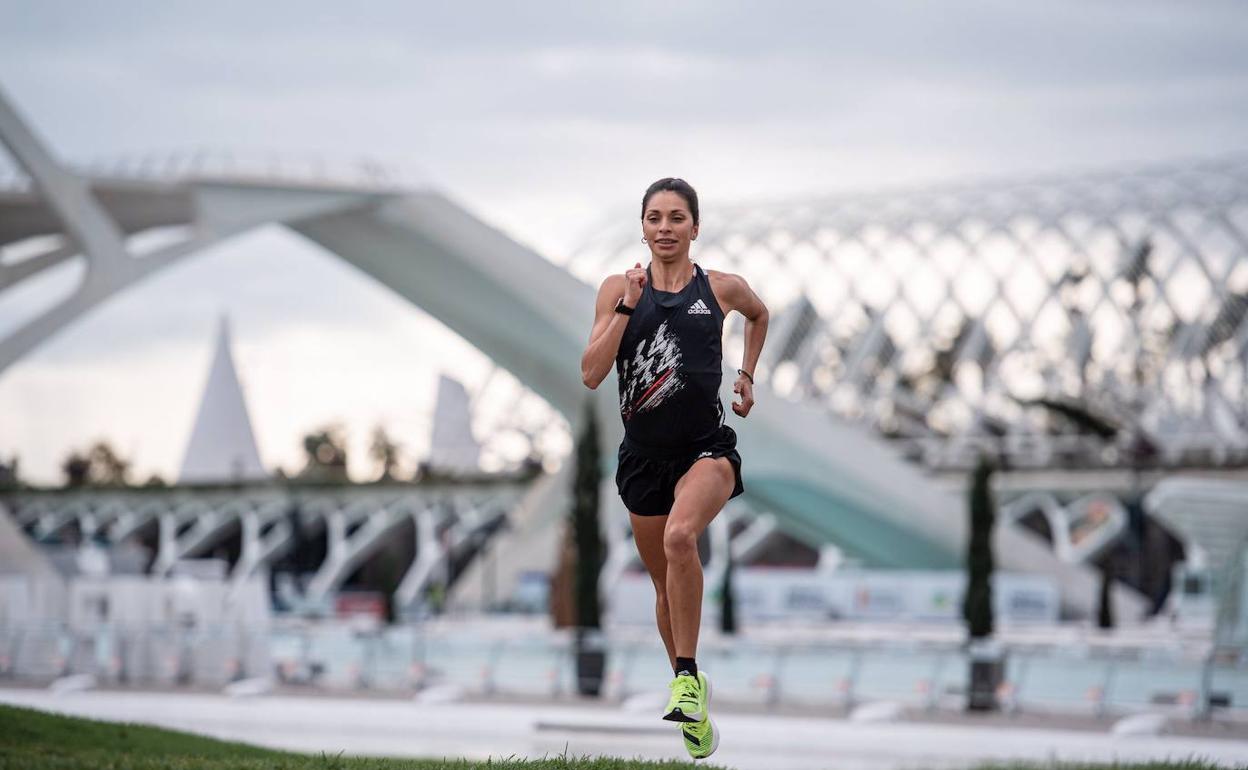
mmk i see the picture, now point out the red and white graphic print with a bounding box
[620,320,684,421]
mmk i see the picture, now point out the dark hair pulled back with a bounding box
[641,178,699,225]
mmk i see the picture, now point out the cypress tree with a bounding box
[962,456,995,639]
[720,551,738,635]
[572,400,603,631]
[1098,559,1115,629]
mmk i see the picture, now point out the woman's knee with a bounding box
[663,522,698,559]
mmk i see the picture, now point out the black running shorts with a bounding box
[615,424,744,517]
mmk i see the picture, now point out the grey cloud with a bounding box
[6,1,1248,95]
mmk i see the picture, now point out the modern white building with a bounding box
[178,316,268,484]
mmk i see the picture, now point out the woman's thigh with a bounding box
[669,457,735,536]
[630,511,669,588]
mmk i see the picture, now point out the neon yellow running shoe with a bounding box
[681,715,719,760]
[662,670,710,723]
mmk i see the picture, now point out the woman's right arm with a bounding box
[581,265,645,389]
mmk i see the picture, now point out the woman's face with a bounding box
[642,190,699,260]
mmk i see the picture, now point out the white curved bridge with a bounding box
[0,85,1143,619]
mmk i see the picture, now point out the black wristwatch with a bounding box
[614,298,635,315]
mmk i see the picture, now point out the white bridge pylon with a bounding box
[5,485,523,613]
[0,85,1143,619]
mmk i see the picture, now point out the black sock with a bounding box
[675,657,697,678]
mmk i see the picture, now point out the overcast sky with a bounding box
[2,0,1247,484]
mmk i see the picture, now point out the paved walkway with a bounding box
[2,688,1246,769]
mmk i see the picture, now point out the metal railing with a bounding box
[5,620,1245,722]
[0,150,426,193]
[0,621,268,688]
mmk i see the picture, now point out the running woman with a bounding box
[580,178,769,760]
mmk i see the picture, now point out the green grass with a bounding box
[0,703,1241,770]
[0,703,722,769]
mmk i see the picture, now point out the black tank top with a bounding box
[616,262,726,451]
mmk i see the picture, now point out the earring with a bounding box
[642,237,648,243]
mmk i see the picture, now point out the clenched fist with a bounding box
[623,262,647,307]
[732,374,755,417]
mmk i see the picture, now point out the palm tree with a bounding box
[0,454,19,490]
[62,451,90,488]
[298,425,350,483]
[369,425,402,482]
[87,441,130,486]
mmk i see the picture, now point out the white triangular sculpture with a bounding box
[178,316,267,483]
[428,373,480,473]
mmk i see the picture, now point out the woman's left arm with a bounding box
[716,272,769,417]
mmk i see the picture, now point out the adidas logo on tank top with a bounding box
[687,298,711,315]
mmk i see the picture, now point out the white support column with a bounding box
[229,501,293,598]
[88,500,130,541]
[0,85,129,271]
[255,511,295,565]
[394,508,446,611]
[106,500,165,543]
[234,511,264,584]
[731,512,779,563]
[254,501,295,552]
[303,497,419,606]
[33,501,87,542]
[14,499,49,528]
[151,500,211,576]
[0,240,80,290]
[174,500,246,562]
[598,522,636,602]
[77,511,99,542]
[703,514,733,596]
[153,512,178,577]
[304,508,350,602]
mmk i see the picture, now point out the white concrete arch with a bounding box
[0,86,1143,619]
